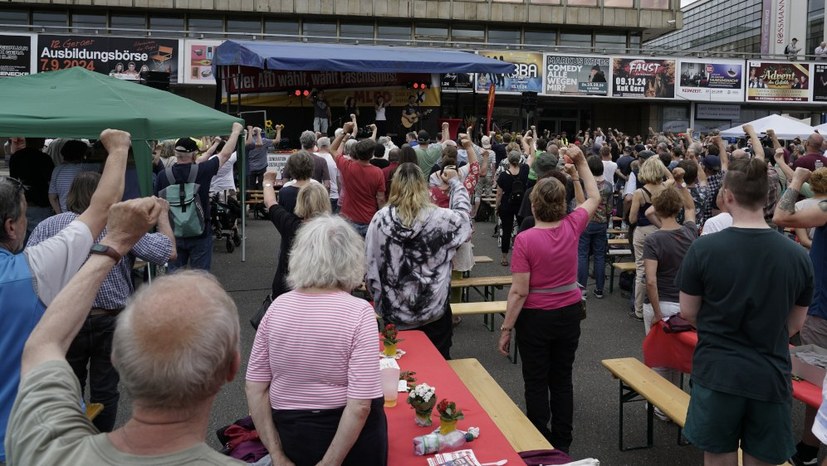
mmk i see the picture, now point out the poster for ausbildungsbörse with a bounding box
[611,57,676,98]
[475,51,543,94]
[676,59,744,102]
[37,35,181,83]
[542,55,609,97]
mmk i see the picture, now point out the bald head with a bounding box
[807,133,824,153]
[731,149,749,160]
[113,271,240,410]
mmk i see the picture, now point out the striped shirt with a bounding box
[48,163,100,212]
[246,290,382,410]
[27,212,173,309]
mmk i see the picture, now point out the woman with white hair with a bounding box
[366,163,472,359]
[247,215,387,466]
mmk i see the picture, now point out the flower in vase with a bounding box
[436,399,464,421]
[381,323,403,346]
[407,383,436,405]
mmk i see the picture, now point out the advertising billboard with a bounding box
[37,35,181,83]
[475,51,542,94]
[183,39,222,84]
[611,58,676,98]
[677,60,744,102]
[543,55,609,96]
[746,61,809,102]
[0,34,34,77]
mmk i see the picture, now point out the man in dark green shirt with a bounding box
[679,158,814,466]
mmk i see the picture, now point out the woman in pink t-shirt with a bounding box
[497,146,600,453]
[246,216,387,466]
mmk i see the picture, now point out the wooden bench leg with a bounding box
[609,264,616,294]
[617,379,653,451]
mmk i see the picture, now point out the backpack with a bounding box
[508,170,525,208]
[159,165,205,238]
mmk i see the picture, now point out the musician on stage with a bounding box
[311,89,332,135]
[401,95,421,131]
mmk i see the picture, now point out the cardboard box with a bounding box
[790,345,827,388]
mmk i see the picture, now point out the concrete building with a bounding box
[0,1,685,136]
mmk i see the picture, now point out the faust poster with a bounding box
[611,58,676,98]
[543,55,609,96]
[37,35,181,83]
[475,51,542,94]
[677,60,744,102]
[746,61,810,102]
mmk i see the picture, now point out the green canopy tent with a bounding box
[0,67,251,259]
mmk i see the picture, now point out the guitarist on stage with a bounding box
[401,95,421,130]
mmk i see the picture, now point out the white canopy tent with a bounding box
[815,122,827,133]
[720,114,815,140]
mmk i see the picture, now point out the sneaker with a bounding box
[644,403,670,422]
[790,452,818,466]
[628,311,643,322]
[593,289,604,299]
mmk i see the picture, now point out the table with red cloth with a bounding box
[642,321,821,408]
[385,331,526,466]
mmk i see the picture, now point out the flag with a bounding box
[486,82,496,134]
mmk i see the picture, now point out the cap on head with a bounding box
[703,154,722,170]
[638,150,656,160]
[417,130,430,144]
[174,138,198,154]
[481,136,492,149]
[534,152,559,179]
[634,144,646,153]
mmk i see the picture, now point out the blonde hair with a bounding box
[388,163,433,228]
[638,157,667,185]
[530,177,567,222]
[287,216,365,291]
[811,167,827,195]
[294,182,332,219]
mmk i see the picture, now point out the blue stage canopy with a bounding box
[214,40,514,74]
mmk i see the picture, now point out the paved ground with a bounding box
[112,213,810,465]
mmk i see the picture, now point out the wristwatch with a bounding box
[90,243,122,262]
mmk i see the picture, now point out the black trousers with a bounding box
[272,397,388,466]
[515,303,583,452]
[416,301,454,360]
[67,313,120,432]
[498,208,522,254]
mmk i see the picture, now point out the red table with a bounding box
[385,331,525,466]
[642,322,822,408]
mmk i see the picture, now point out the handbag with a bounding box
[663,313,694,333]
[250,293,273,330]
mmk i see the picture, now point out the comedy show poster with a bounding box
[37,35,181,83]
[611,58,676,98]
[543,55,609,96]
[475,51,542,94]
[677,60,744,102]
[746,61,810,102]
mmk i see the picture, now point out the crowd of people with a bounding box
[3,115,827,466]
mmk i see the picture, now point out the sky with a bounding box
[680,0,699,6]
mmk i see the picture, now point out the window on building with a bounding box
[452,26,484,42]
[71,13,106,33]
[188,16,224,38]
[640,0,670,9]
[488,28,520,45]
[524,29,556,46]
[149,15,184,33]
[303,21,337,42]
[566,0,597,5]
[377,24,411,43]
[110,14,147,32]
[559,32,592,52]
[415,23,448,40]
[595,32,627,53]
[529,0,561,4]
[264,19,299,40]
[33,10,68,33]
[227,17,261,35]
[0,9,29,31]
[340,23,374,43]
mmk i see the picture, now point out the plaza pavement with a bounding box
[114,214,809,466]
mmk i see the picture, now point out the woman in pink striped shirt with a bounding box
[246,215,386,466]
